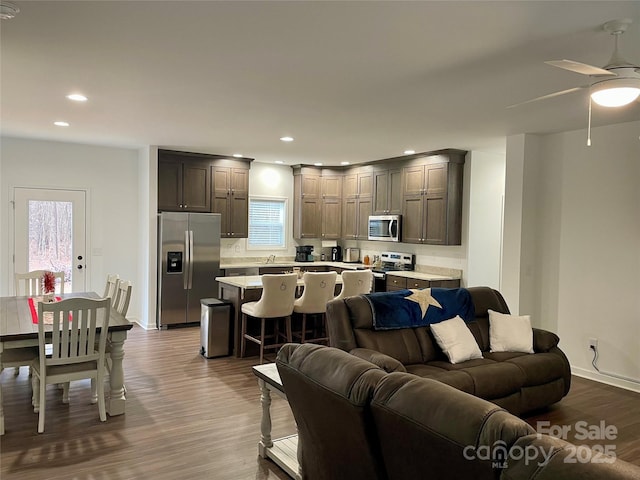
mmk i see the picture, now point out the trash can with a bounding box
[200,298,232,358]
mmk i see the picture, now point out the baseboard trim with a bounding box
[571,366,640,394]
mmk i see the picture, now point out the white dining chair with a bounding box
[15,270,65,296]
[333,269,373,300]
[240,273,298,364]
[103,273,120,306]
[9,270,65,378]
[31,297,111,433]
[293,271,337,344]
[112,280,132,317]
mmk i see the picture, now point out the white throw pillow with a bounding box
[430,315,483,364]
[488,309,534,354]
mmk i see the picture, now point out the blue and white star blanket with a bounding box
[365,288,475,331]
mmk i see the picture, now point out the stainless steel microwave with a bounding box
[368,215,401,242]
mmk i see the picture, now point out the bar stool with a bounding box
[293,271,337,344]
[241,273,298,364]
[334,269,373,300]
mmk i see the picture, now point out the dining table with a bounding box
[216,274,343,358]
[0,291,133,435]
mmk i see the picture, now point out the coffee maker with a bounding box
[295,245,314,262]
[330,246,342,262]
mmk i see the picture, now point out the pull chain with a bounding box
[587,93,592,147]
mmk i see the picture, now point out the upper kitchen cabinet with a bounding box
[212,159,251,238]
[320,173,342,240]
[158,150,211,212]
[401,150,465,245]
[342,166,373,240]
[373,165,403,215]
[157,150,252,234]
[293,167,322,239]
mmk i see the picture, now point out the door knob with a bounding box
[77,265,83,270]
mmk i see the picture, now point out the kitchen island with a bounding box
[216,274,344,358]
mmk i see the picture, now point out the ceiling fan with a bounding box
[511,19,640,108]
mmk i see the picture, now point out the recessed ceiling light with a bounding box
[66,93,88,102]
[404,150,416,155]
[280,136,294,142]
[314,162,323,166]
[340,161,350,166]
[54,121,70,127]
[275,160,284,164]
[232,153,243,158]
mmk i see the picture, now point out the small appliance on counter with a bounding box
[295,245,314,262]
[331,246,342,262]
[344,247,360,263]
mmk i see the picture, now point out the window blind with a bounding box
[248,199,286,248]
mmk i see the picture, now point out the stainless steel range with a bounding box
[372,251,415,279]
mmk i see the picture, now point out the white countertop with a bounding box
[220,261,368,270]
[216,274,344,289]
[382,271,458,281]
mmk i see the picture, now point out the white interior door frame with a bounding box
[12,187,89,294]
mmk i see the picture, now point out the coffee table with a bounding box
[252,363,301,480]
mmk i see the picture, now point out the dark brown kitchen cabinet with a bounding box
[401,152,465,245]
[212,162,249,238]
[373,166,403,215]
[321,174,342,239]
[386,274,460,291]
[158,151,211,212]
[342,166,373,240]
[293,168,321,239]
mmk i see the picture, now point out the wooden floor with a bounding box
[1,326,638,480]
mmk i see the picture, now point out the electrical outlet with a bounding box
[589,338,598,349]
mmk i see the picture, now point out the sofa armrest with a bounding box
[350,348,407,373]
[532,328,560,352]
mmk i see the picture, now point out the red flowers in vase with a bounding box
[43,271,56,294]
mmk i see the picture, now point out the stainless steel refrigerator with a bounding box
[157,212,221,328]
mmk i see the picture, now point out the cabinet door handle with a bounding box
[231,189,234,195]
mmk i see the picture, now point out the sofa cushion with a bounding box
[489,310,534,353]
[430,315,483,364]
[484,351,529,362]
[505,353,567,386]
[404,365,475,394]
[353,328,423,365]
[460,363,526,400]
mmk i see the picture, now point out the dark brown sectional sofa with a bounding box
[325,286,571,415]
[276,343,640,480]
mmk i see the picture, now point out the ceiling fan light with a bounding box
[591,86,640,107]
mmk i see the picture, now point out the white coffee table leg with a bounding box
[257,378,273,457]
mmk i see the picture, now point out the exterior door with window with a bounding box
[13,188,87,293]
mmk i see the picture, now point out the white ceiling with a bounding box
[1,1,639,165]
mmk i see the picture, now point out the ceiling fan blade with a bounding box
[545,60,617,77]
[507,86,587,108]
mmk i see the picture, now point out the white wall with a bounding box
[0,137,142,324]
[466,150,505,289]
[503,120,640,391]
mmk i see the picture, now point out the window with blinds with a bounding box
[248,197,287,249]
